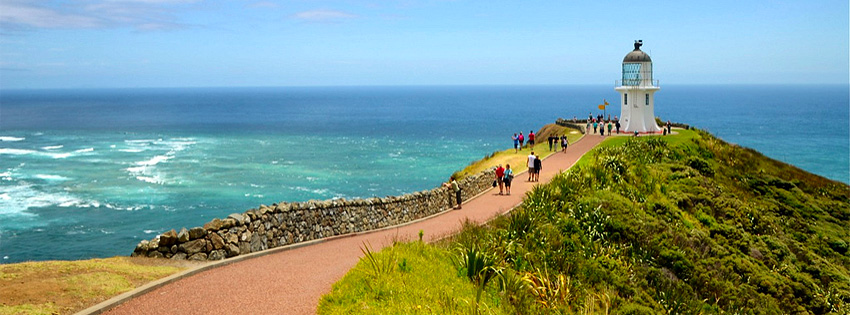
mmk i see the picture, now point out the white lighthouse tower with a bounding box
[615,40,661,133]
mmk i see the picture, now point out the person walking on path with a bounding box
[495,164,505,195]
[547,135,555,151]
[528,130,535,148]
[607,121,613,135]
[512,133,519,153]
[616,120,621,134]
[593,121,598,134]
[586,121,591,134]
[443,176,462,210]
[561,135,568,153]
[666,120,672,134]
[503,164,513,195]
[527,151,536,181]
[518,132,525,149]
[533,154,542,182]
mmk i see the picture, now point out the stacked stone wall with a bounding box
[132,169,496,261]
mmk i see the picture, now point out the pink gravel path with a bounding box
[103,135,603,315]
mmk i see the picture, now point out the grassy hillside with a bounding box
[320,129,850,314]
[0,257,196,315]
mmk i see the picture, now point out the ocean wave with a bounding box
[119,148,146,153]
[125,137,196,185]
[34,174,71,181]
[135,176,164,184]
[42,145,64,150]
[0,148,79,159]
[74,148,94,153]
[0,136,24,142]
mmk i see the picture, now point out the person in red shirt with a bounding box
[495,164,505,195]
[528,130,535,147]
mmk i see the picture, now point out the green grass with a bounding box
[321,127,850,314]
[318,241,509,315]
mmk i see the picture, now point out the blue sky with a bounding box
[1,0,847,89]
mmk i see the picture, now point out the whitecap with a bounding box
[135,176,164,184]
[42,145,64,150]
[0,148,36,155]
[75,148,94,153]
[34,174,71,181]
[143,229,158,234]
[125,139,155,144]
[0,184,91,216]
[0,136,24,142]
[119,148,145,153]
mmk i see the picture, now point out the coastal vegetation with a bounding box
[453,123,583,180]
[320,128,850,314]
[0,257,196,315]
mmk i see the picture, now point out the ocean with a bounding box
[1,85,848,263]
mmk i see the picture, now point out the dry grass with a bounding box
[0,256,201,315]
[454,124,584,178]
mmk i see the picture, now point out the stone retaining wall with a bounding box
[131,169,497,261]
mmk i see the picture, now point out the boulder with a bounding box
[171,252,188,260]
[250,233,264,252]
[179,239,207,255]
[208,249,226,261]
[188,227,205,240]
[203,219,224,232]
[147,250,164,259]
[238,241,250,255]
[227,213,243,222]
[225,232,238,245]
[187,253,208,261]
[210,233,225,250]
[178,228,190,242]
[225,243,240,257]
[160,229,178,247]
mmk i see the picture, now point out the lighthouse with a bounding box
[615,40,662,133]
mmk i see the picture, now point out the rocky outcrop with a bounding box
[132,169,496,261]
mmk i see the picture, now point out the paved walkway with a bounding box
[102,135,604,315]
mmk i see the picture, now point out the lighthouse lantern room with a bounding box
[615,40,661,133]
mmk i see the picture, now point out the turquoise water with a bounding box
[1,85,847,263]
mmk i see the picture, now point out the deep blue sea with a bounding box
[1,85,847,263]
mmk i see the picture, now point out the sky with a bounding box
[0,0,848,89]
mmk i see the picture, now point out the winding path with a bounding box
[96,134,604,315]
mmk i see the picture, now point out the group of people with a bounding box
[494,164,513,195]
[443,116,679,210]
[587,116,621,136]
[511,130,536,152]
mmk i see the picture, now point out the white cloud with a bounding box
[0,0,196,31]
[293,10,357,23]
[0,2,100,29]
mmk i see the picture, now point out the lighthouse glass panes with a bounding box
[645,94,649,105]
[622,63,641,86]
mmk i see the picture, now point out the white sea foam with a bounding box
[136,176,164,184]
[34,174,71,181]
[42,145,64,150]
[75,148,94,153]
[0,136,24,142]
[0,148,76,159]
[143,230,158,234]
[0,148,36,155]
[0,184,85,215]
[119,148,145,153]
[125,137,196,185]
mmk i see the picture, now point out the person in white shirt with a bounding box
[527,152,536,181]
